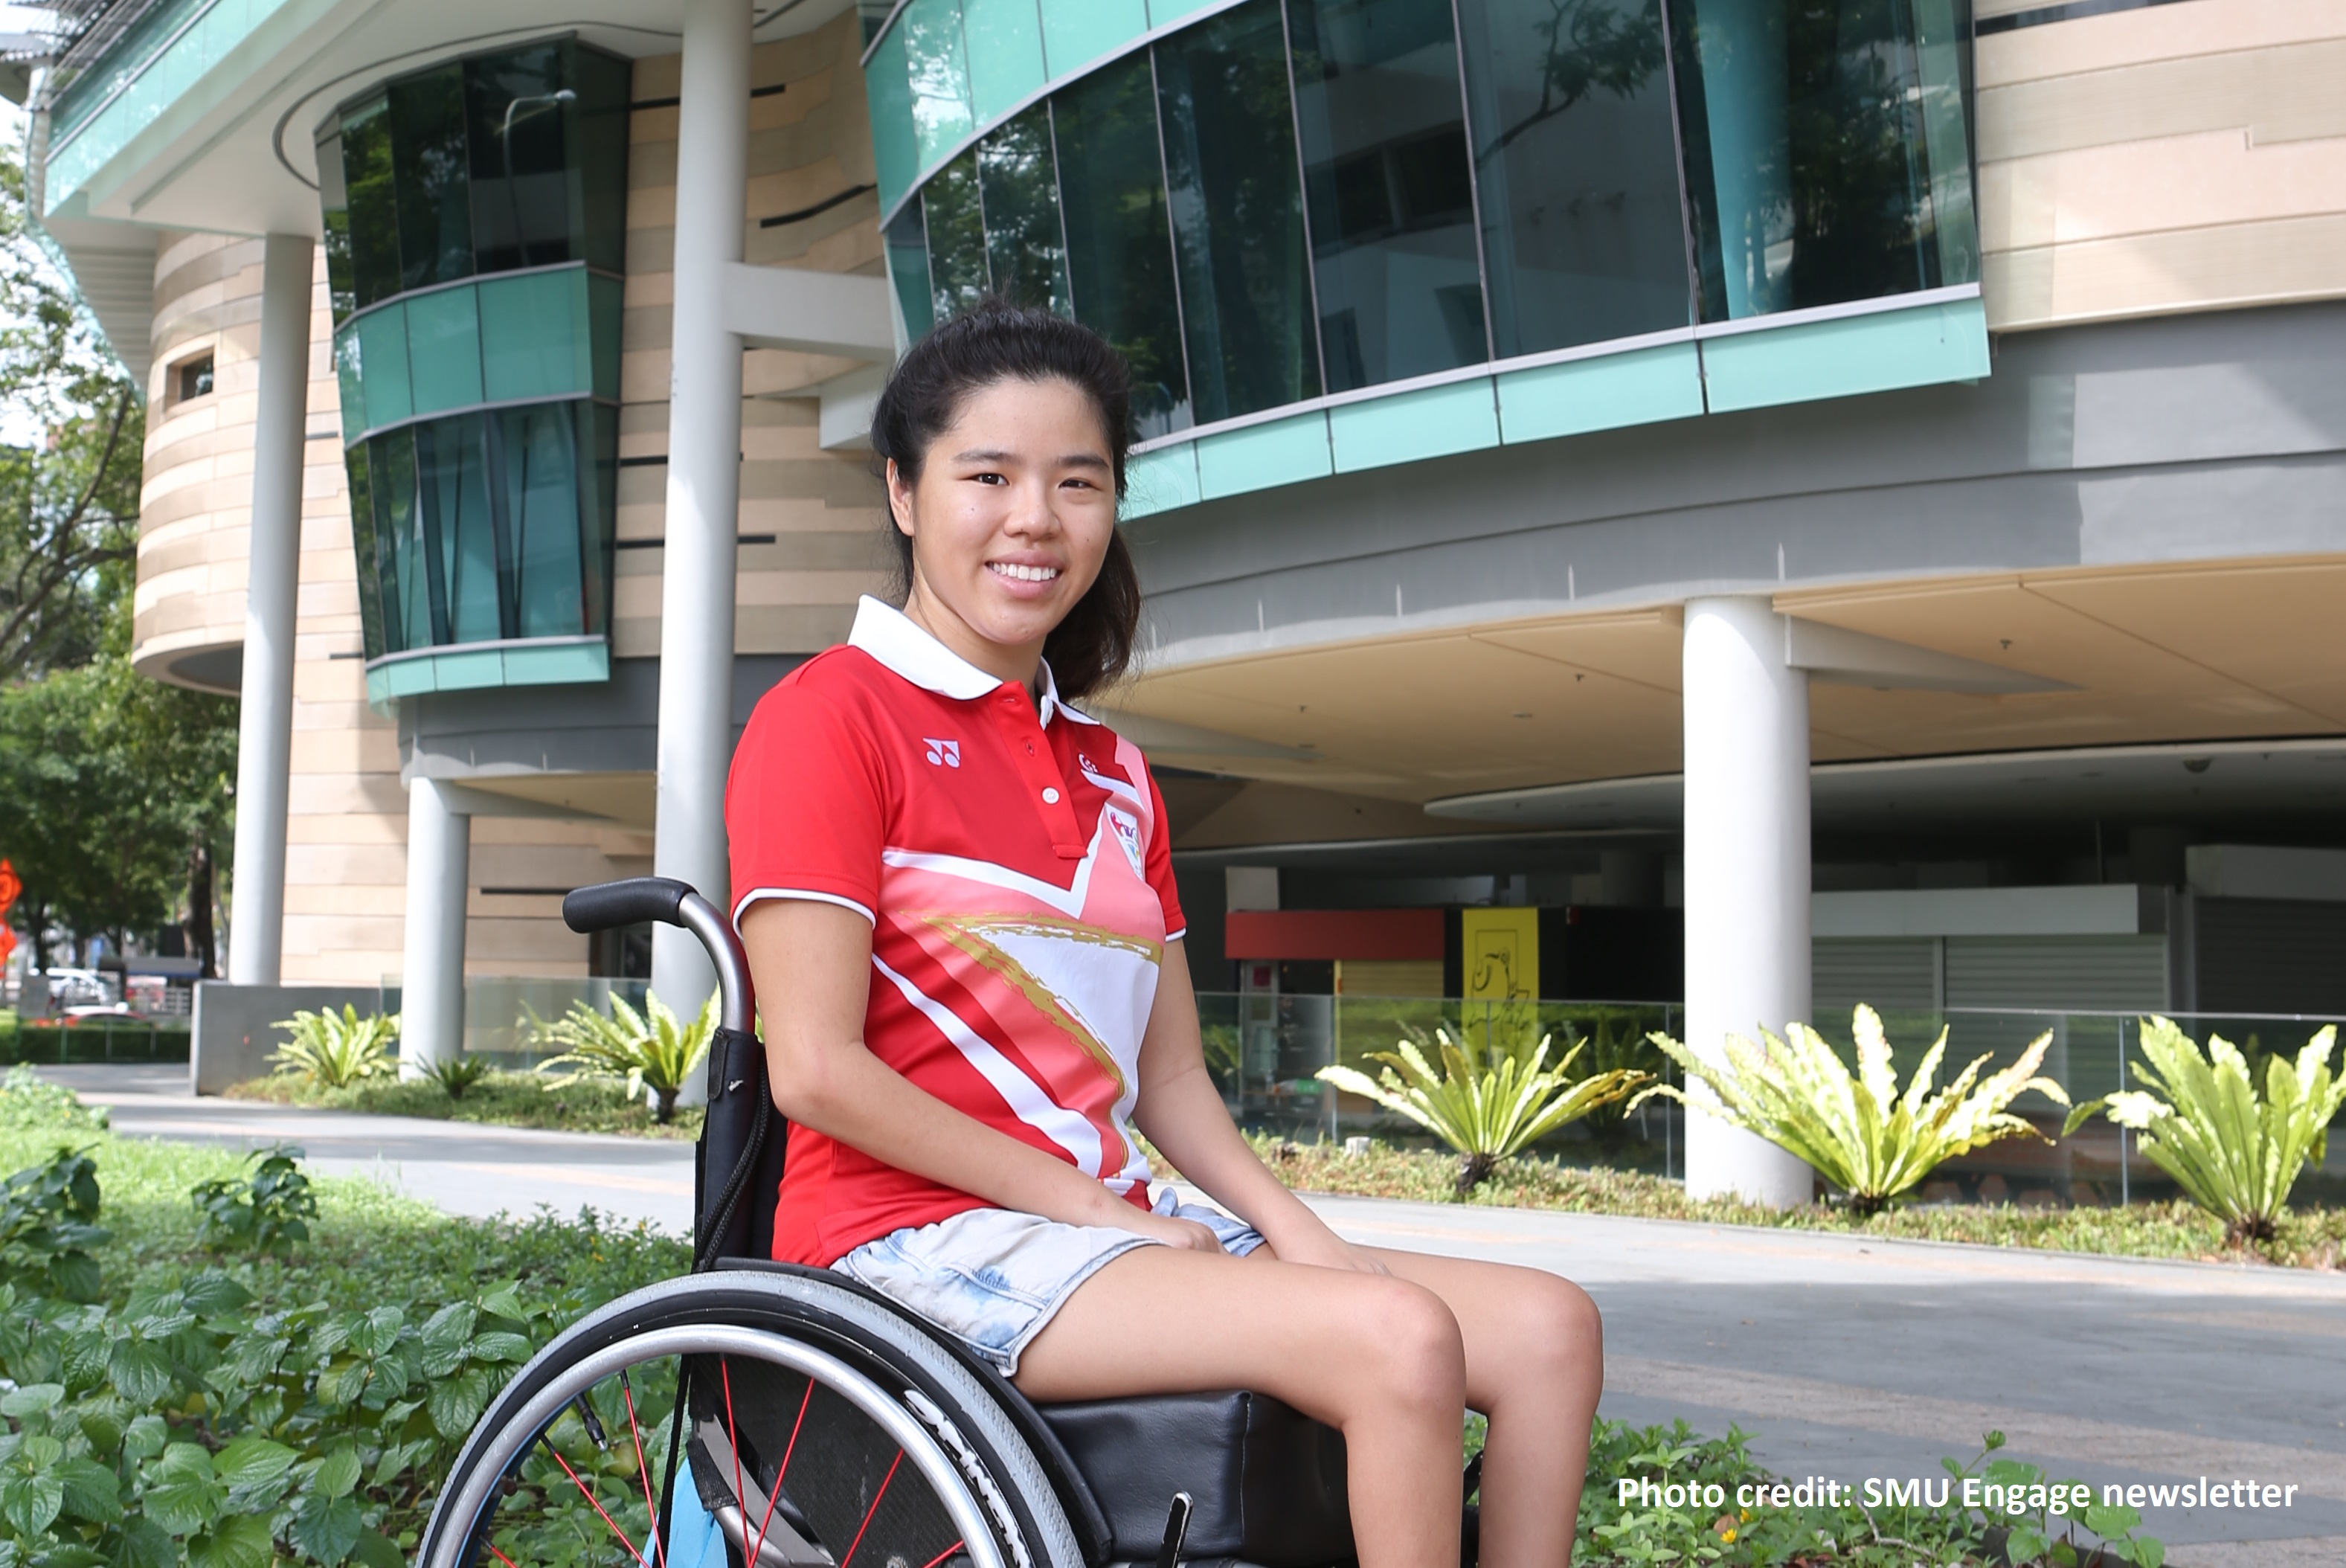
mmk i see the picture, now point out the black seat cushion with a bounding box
[1038,1390,1352,1567]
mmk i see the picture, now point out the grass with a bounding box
[1225,1132,2346,1270]
[226,1067,704,1140]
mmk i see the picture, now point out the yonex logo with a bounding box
[924,738,961,768]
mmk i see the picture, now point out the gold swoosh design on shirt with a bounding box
[919,913,1162,1096]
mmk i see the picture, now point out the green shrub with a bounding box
[0,1146,109,1302]
[531,992,716,1124]
[191,1146,318,1255]
[0,1065,106,1132]
[1317,1026,1649,1196]
[272,1007,399,1090]
[2066,1018,2346,1244]
[1639,1006,2070,1215]
[419,1054,493,1101]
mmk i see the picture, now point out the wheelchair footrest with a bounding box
[1037,1390,1352,1568]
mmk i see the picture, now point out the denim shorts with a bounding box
[830,1188,1265,1377]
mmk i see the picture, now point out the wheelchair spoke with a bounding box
[617,1373,666,1568]
[917,1542,967,1568]
[836,1447,903,1568]
[546,1442,653,1568]
[748,1376,814,1565]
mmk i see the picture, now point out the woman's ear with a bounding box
[885,458,916,537]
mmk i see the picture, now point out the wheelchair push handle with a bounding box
[562,876,754,1037]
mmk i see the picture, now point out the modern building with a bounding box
[23,0,2346,1198]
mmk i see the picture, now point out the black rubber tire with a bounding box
[415,1269,1090,1568]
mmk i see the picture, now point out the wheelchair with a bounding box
[417,878,1470,1568]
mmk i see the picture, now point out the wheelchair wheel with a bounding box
[418,1269,1088,1568]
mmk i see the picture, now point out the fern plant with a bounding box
[531,992,717,1123]
[1637,1005,2070,1215]
[2064,1018,2345,1244]
[270,1005,398,1089]
[1317,1027,1649,1196]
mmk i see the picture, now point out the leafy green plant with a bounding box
[1638,1006,2069,1215]
[2064,1018,2346,1244]
[531,992,717,1124]
[0,1065,107,1131]
[420,1054,494,1101]
[0,1146,109,1302]
[272,1006,399,1090]
[191,1145,319,1255]
[1317,1027,1649,1196]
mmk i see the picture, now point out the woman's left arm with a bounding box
[1130,943,1386,1274]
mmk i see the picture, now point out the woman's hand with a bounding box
[1115,1209,1226,1253]
[1260,1227,1390,1275]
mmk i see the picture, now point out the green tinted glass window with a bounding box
[924,151,990,322]
[1459,0,1690,356]
[868,22,922,209]
[903,0,977,170]
[571,46,635,276]
[1288,0,1485,391]
[479,269,591,404]
[977,106,1072,318]
[465,42,571,273]
[403,284,486,417]
[1053,51,1189,437]
[388,65,475,292]
[414,414,501,646]
[887,205,937,340]
[338,97,402,312]
[353,305,413,431]
[371,431,425,653]
[1672,0,1972,321]
[1156,0,1322,423]
[499,402,588,638]
[317,129,356,324]
[344,447,385,660]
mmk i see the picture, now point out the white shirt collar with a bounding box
[847,594,1094,727]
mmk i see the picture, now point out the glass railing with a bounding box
[382,976,652,1069]
[1191,995,2346,1205]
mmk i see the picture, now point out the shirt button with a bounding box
[1041,788,1061,804]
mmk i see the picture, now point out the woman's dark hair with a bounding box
[869,298,1142,702]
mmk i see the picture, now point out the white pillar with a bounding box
[399,779,471,1075]
[226,234,314,985]
[1681,596,1814,1206]
[652,0,750,1017]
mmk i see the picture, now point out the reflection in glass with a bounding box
[466,42,573,273]
[316,129,355,324]
[1456,0,1691,356]
[388,68,475,294]
[922,151,990,322]
[977,107,1073,318]
[887,205,937,341]
[1288,0,1485,390]
[1052,51,1191,439]
[357,402,613,657]
[1671,0,1976,321]
[1155,0,1322,423]
[901,0,976,168]
[338,97,401,314]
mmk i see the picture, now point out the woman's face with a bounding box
[888,376,1117,675]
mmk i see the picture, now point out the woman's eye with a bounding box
[971,472,1006,485]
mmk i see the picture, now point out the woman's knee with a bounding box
[1491,1271,1604,1395]
[1337,1277,1467,1414]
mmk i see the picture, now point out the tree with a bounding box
[0,142,143,683]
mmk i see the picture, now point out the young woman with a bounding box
[725,303,1603,1568]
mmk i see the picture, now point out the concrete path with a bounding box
[42,1065,2344,1566]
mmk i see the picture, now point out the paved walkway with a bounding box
[45,1065,2346,1566]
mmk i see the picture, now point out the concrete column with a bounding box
[225,234,314,985]
[1681,596,1814,1206]
[399,779,472,1076]
[652,0,751,1018]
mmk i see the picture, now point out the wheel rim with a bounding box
[428,1325,1012,1568]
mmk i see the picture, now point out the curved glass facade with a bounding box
[874,0,1977,448]
[315,39,629,695]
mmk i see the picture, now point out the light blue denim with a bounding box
[831,1188,1264,1375]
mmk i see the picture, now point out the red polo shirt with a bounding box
[726,596,1186,1267]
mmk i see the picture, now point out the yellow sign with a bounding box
[1459,907,1538,1001]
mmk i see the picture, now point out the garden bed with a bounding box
[224,1070,703,1139]
[1223,1133,2346,1271]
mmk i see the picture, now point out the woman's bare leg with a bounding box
[1013,1246,1470,1568]
[1363,1247,1604,1567]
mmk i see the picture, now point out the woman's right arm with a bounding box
[742,896,1217,1249]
